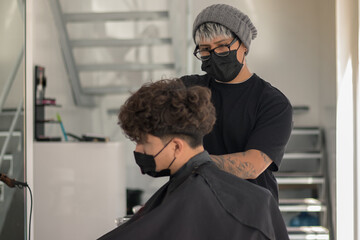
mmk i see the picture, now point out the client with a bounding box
[98,79,289,240]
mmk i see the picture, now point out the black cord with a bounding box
[19,184,32,240]
[0,174,32,239]
[26,185,33,240]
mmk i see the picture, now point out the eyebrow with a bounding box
[199,39,229,47]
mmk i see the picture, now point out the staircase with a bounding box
[48,0,189,107]
[276,127,332,239]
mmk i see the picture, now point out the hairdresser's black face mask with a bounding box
[201,50,243,83]
[133,139,176,178]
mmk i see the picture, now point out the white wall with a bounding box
[33,142,126,240]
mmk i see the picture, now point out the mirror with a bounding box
[0,0,26,239]
[28,0,336,239]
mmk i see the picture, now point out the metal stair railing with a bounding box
[0,0,25,173]
[48,0,95,107]
[0,48,24,114]
[0,48,24,176]
[0,100,23,174]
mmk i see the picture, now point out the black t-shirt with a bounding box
[181,73,293,200]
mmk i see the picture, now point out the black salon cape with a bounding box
[98,151,289,240]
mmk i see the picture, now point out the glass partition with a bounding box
[0,0,26,239]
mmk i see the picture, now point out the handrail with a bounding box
[48,0,94,107]
[0,47,24,113]
[0,99,23,172]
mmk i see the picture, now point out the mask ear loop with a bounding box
[154,138,174,158]
[167,157,176,169]
[235,40,245,64]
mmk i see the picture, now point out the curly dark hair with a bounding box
[118,79,216,148]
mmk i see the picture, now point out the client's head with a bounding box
[118,79,216,176]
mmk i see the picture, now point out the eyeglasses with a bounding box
[193,38,239,61]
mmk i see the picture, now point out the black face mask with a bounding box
[201,50,243,83]
[133,139,176,178]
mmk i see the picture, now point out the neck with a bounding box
[170,146,204,174]
[229,62,252,84]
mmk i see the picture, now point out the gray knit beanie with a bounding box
[193,4,257,54]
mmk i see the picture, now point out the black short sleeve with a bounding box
[245,95,293,171]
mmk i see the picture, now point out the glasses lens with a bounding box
[215,50,230,57]
[200,55,210,61]
[214,45,229,53]
[195,51,210,61]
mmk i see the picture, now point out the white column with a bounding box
[336,0,358,239]
[25,1,34,239]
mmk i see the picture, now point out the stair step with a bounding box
[0,154,13,175]
[279,198,326,212]
[0,131,21,137]
[288,226,329,240]
[1,155,13,161]
[77,63,175,71]
[71,38,172,47]
[277,177,324,185]
[64,11,169,22]
[275,172,323,177]
[83,86,137,95]
[291,128,321,135]
[283,153,322,159]
[0,108,24,115]
[293,106,310,115]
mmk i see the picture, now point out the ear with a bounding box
[172,138,185,156]
[242,45,248,55]
[238,43,247,56]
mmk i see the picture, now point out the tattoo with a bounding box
[210,154,256,179]
[260,152,271,164]
[211,155,225,170]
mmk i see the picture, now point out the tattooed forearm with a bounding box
[210,153,256,179]
[210,150,273,179]
[261,152,271,164]
[211,155,226,170]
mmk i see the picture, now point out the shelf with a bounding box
[36,104,62,107]
[36,120,60,124]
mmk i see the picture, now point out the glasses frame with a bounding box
[193,38,239,61]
